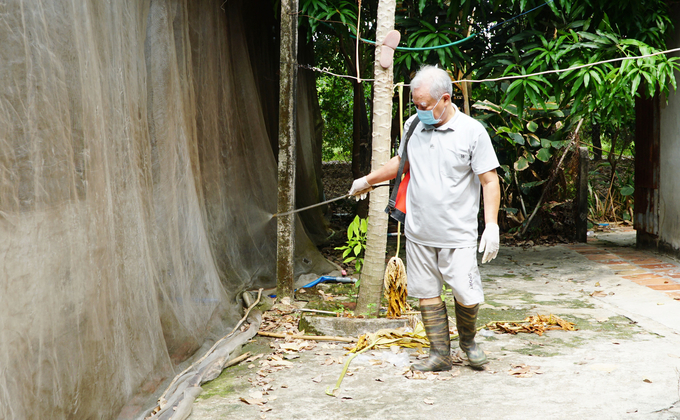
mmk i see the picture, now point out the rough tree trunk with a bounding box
[355,0,396,316]
[276,0,298,298]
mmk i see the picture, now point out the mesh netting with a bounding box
[0,1,333,418]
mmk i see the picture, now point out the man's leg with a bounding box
[455,300,488,369]
[411,296,452,372]
[438,246,488,369]
[405,241,452,372]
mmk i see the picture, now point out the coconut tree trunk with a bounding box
[355,0,396,317]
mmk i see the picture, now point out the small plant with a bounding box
[335,216,368,272]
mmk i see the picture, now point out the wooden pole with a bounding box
[277,0,299,298]
[576,146,589,242]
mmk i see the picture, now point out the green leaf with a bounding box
[514,156,530,171]
[620,185,634,196]
[536,147,552,162]
[527,121,538,132]
[473,100,503,113]
[509,132,525,145]
[353,243,362,256]
[527,133,540,147]
[631,74,642,96]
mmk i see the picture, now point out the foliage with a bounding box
[334,215,368,272]
[317,75,353,161]
[303,0,679,232]
[588,161,635,222]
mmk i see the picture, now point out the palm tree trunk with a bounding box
[355,0,396,316]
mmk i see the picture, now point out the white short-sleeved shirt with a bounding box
[398,104,499,248]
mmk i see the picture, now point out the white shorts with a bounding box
[405,240,484,306]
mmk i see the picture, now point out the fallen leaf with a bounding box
[590,291,608,297]
[249,390,264,399]
[509,364,541,378]
[267,396,277,401]
[246,354,265,363]
[423,398,435,405]
[643,378,652,383]
[260,406,272,412]
[375,378,384,382]
[240,397,267,406]
[595,282,601,287]
[311,375,323,383]
[669,354,680,359]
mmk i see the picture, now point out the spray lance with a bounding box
[270,183,390,218]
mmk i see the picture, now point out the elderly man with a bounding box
[349,65,501,372]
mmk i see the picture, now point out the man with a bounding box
[349,65,500,372]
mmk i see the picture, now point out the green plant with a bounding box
[335,216,368,272]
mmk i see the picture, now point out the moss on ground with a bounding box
[198,337,272,400]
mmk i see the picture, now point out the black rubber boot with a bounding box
[455,301,488,369]
[411,301,452,372]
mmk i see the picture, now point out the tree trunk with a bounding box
[276,0,298,298]
[355,0,396,317]
[592,119,602,161]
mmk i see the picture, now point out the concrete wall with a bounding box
[657,4,680,252]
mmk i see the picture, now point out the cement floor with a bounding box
[189,229,680,420]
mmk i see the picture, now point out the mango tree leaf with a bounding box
[527,121,538,132]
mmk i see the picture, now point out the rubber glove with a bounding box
[478,223,500,264]
[348,176,371,201]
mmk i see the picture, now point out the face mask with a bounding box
[416,95,444,125]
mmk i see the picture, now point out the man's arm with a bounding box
[478,169,500,224]
[349,155,408,198]
[366,155,407,184]
[478,169,500,263]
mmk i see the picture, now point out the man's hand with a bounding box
[348,176,371,201]
[478,223,499,263]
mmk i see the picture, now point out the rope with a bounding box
[300,47,680,86]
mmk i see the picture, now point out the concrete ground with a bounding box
[189,229,680,420]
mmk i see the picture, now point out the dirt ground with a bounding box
[188,230,680,420]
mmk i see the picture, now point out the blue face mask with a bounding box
[416,95,444,125]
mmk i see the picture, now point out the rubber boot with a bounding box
[455,301,488,369]
[411,301,452,372]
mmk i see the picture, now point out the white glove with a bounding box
[348,176,371,201]
[478,223,500,264]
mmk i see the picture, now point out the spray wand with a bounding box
[271,183,390,218]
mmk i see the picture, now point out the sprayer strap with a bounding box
[387,116,420,210]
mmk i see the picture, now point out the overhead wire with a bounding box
[300,47,680,86]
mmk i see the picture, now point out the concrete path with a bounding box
[189,229,680,420]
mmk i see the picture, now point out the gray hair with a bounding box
[410,65,452,100]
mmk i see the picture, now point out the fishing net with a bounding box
[0,1,334,418]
